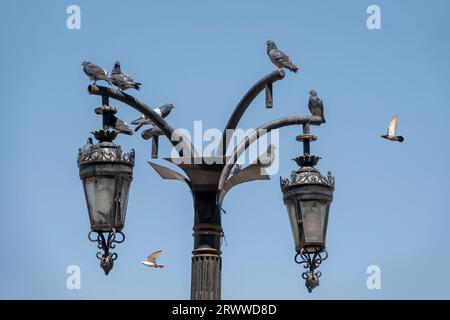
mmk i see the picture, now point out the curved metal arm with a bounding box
[217,115,323,193]
[88,85,198,157]
[216,69,285,156]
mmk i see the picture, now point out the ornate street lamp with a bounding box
[79,65,330,298]
[280,123,335,293]
[77,105,135,275]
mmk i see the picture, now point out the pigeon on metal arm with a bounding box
[110,61,142,91]
[381,116,404,142]
[266,40,299,73]
[82,61,112,85]
[141,250,165,268]
[131,103,175,132]
[308,90,326,123]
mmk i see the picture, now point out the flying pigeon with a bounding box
[82,61,112,85]
[110,61,141,91]
[131,104,175,132]
[381,116,404,142]
[266,40,299,73]
[308,90,326,123]
[141,250,165,268]
[252,144,277,167]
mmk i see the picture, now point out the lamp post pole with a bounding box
[80,69,329,299]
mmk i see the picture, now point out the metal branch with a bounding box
[217,164,270,205]
[217,115,323,193]
[216,70,285,156]
[88,85,198,158]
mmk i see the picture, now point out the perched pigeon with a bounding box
[110,61,141,91]
[141,250,165,268]
[94,106,133,135]
[266,40,299,73]
[84,137,93,149]
[381,116,404,142]
[131,104,175,132]
[231,163,242,175]
[82,61,112,85]
[105,114,133,135]
[252,144,277,167]
[308,90,326,123]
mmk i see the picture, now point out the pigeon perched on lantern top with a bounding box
[308,90,326,123]
[131,103,175,132]
[82,61,112,85]
[141,250,165,268]
[110,61,142,91]
[381,116,404,142]
[266,40,299,73]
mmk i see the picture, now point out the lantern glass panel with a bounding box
[300,199,328,245]
[84,176,116,229]
[115,176,131,230]
[286,198,301,249]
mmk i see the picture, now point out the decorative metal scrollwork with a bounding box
[280,168,335,190]
[78,144,135,164]
[295,249,328,293]
[88,229,125,275]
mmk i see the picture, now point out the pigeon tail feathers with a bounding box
[287,63,299,73]
[133,82,142,90]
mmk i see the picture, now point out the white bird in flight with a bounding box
[381,116,404,142]
[141,250,165,268]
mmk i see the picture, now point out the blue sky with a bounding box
[0,0,449,299]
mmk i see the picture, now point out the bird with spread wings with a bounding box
[381,116,404,142]
[141,250,165,268]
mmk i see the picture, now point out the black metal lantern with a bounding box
[280,124,334,292]
[77,129,134,274]
[280,155,334,253]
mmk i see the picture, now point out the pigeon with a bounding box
[131,103,175,132]
[252,144,277,167]
[110,115,133,135]
[308,90,326,123]
[82,137,94,151]
[110,61,141,91]
[141,250,165,268]
[110,73,141,91]
[82,61,112,85]
[231,163,242,175]
[266,40,299,73]
[381,116,404,142]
